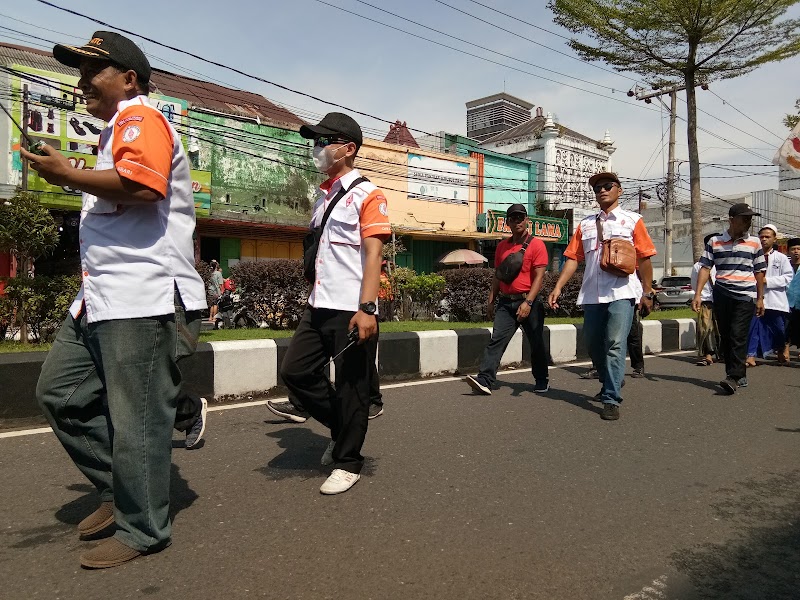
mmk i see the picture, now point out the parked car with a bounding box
[654,276,693,309]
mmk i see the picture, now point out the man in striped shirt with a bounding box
[692,203,766,394]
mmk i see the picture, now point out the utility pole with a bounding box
[21,84,29,192]
[629,82,707,275]
[665,91,678,276]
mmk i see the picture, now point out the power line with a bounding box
[433,0,642,85]
[311,0,656,111]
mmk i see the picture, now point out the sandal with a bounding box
[696,358,713,366]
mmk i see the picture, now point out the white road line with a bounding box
[0,351,693,440]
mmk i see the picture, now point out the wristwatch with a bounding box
[359,301,377,315]
[644,292,656,301]
[525,299,535,307]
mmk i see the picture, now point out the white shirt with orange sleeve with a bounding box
[69,95,206,323]
[563,206,656,306]
[307,169,391,311]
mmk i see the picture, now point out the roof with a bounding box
[480,115,546,145]
[0,42,302,127]
[383,121,419,148]
[150,69,303,127]
[480,114,601,147]
[466,92,534,110]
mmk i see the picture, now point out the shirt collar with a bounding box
[320,168,361,195]
[115,94,150,116]
[598,205,621,221]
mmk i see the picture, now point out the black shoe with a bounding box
[601,403,620,420]
[466,375,492,395]
[719,377,738,395]
[737,377,748,388]
[580,368,599,379]
[533,379,549,393]
[266,400,310,423]
[368,404,384,419]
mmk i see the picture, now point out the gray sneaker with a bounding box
[185,397,207,449]
[267,400,309,423]
[368,404,384,419]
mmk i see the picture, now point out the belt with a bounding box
[499,293,527,301]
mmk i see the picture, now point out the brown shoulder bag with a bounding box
[596,216,636,277]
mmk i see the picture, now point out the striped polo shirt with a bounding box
[699,231,766,300]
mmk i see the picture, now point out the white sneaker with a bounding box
[320,469,360,495]
[321,440,335,466]
[465,375,491,395]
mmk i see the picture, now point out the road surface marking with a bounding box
[0,351,693,439]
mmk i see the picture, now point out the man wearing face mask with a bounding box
[692,204,766,394]
[276,113,390,495]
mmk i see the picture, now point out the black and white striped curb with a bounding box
[0,319,696,421]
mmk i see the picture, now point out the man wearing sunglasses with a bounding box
[466,203,549,395]
[548,172,656,421]
[275,113,390,495]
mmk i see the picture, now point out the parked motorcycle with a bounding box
[213,289,258,329]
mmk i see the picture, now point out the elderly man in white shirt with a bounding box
[746,224,794,366]
[691,234,720,366]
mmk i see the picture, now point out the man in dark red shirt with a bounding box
[466,203,550,394]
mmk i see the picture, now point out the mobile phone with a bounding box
[0,101,48,156]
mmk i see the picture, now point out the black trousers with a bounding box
[280,307,372,474]
[713,288,755,381]
[627,311,644,371]
[174,393,202,432]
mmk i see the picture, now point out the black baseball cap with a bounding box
[787,237,800,248]
[300,113,363,149]
[53,31,151,84]
[588,171,621,187]
[506,203,527,218]
[728,203,760,218]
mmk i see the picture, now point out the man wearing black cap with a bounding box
[548,172,657,421]
[273,113,390,495]
[466,203,550,395]
[21,32,207,568]
[692,203,766,393]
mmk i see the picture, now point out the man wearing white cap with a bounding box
[745,224,794,367]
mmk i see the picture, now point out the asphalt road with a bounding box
[1,353,799,600]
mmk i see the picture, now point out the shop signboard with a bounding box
[485,209,568,244]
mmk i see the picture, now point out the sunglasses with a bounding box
[507,213,526,222]
[592,182,618,193]
[313,136,350,148]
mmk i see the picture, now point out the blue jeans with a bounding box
[583,300,635,406]
[477,298,548,388]
[36,292,200,551]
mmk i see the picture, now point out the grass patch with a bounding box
[0,308,697,351]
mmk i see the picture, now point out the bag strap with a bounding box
[520,233,532,251]
[317,176,369,232]
[595,214,604,244]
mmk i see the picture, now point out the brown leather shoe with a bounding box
[77,501,114,539]
[80,537,142,569]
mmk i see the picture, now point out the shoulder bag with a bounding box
[495,234,532,284]
[597,215,636,277]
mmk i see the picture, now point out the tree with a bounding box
[0,190,60,342]
[783,98,800,130]
[549,0,800,257]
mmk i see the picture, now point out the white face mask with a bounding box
[312,144,346,172]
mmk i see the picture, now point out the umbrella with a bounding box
[437,249,488,265]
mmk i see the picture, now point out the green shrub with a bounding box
[229,259,308,329]
[438,268,495,322]
[541,270,584,318]
[404,272,446,319]
[0,275,81,343]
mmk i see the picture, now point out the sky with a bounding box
[4,0,800,205]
